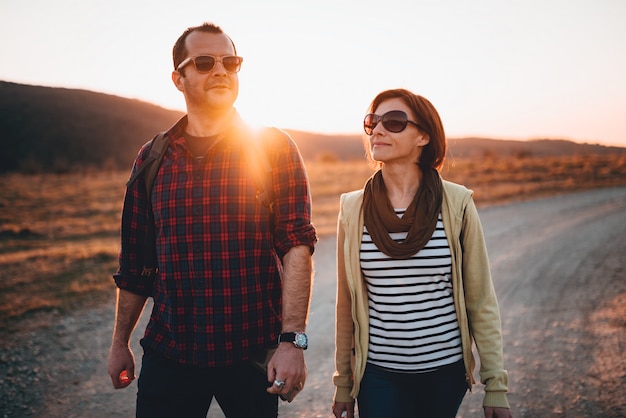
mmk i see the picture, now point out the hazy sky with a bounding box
[2,0,625,146]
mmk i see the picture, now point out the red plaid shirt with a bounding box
[114,115,317,366]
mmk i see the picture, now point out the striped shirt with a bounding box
[360,211,462,372]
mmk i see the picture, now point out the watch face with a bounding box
[295,333,308,348]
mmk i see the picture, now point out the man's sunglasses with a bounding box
[176,55,243,74]
[363,110,422,135]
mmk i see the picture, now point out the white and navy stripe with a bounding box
[361,211,462,372]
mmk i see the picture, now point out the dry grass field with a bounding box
[1,153,625,330]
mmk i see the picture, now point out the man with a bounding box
[107,22,317,418]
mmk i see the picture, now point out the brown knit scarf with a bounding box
[363,167,443,259]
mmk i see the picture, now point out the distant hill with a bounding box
[1,81,624,173]
[0,81,184,173]
[446,137,626,159]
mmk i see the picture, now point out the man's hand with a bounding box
[108,289,147,389]
[265,343,306,399]
[107,344,136,389]
[484,407,513,418]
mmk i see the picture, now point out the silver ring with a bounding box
[273,379,286,388]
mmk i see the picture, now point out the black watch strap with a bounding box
[278,332,308,349]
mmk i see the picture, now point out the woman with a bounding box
[332,89,512,418]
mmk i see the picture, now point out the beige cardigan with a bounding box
[333,180,510,408]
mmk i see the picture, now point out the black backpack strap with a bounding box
[143,133,169,198]
[125,132,169,278]
[126,132,169,193]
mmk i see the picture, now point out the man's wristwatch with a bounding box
[278,332,308,350]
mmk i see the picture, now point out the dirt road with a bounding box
[2,187,625,417]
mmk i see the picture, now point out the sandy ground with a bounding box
[1,186,626,418]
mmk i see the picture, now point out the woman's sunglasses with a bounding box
[176,55,243,74]
[363,110,422,135]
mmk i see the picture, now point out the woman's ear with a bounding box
[417,133,430,147]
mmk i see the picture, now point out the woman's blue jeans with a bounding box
[357,360,468,418]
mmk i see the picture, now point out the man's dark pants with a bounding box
[136,346,278,418]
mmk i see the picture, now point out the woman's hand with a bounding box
[332,401,355,418]
[484,406,513,417]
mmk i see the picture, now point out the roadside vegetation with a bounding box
[1,153,626,330]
